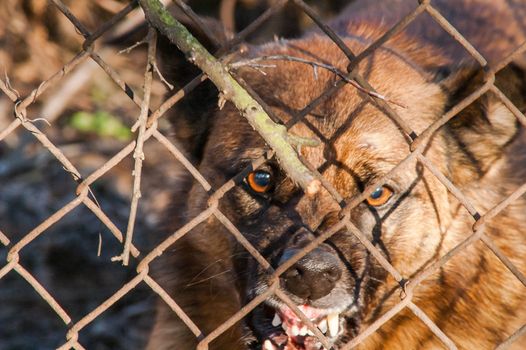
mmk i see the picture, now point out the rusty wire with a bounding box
[0,0,525,349]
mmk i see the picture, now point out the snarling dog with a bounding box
[146,0,526,349]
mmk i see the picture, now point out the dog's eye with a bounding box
[246,170,273,193]
[366,186,393,206]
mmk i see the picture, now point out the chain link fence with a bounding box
[0,0,525,349]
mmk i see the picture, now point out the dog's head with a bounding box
[158,15,524,350]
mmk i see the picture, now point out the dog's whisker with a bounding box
[185,269,233,287]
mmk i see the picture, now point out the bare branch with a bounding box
[120,28,156,265]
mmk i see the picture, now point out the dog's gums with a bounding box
[261,305,342,350]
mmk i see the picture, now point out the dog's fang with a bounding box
[290,324,300,336]
[272,313,282,327]
[299,326,308,336]
[327,313,339,337]
[318,319,327,334]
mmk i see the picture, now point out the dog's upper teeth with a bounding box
[327,313,339,337]
[318,318,328,333]
[276,311,339,338]
[291,325,300,336]
[272,313,282,327]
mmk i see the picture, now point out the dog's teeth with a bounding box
[291,325,300,336]
[263,340,276,350]
[327,313,339,337]
[318,319,328,333]
[282,323,289,333]
[272,313,282,327]
[299,326,308,336]
[307,329,315,336]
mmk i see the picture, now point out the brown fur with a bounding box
[147,1,526,349]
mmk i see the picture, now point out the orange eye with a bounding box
[366,186,393,207]
[246,170,273,193]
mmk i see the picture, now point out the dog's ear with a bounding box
[157,10,232,161]
[438,63,525,181]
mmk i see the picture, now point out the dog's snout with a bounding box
[280,247,342,301]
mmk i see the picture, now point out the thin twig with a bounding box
[230,55,407,108]
[138,0,321,195]
[113,28,157,266]
[153,61,174,90]
[97,233,102,257]
[118,39,148,54]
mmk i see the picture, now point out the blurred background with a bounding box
[0,1,349,349]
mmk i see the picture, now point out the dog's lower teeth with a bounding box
[272,313,282,327]
[263,340,276,350]
[318,319,328,333]
[327,313,339,337]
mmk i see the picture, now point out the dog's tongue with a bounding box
[279,305,322,322]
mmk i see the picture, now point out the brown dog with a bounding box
[147,1,526,349]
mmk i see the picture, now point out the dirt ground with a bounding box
[0,1,349,349]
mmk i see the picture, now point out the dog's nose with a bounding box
[279,246,342,300]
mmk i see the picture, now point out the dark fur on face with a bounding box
[147,1,526,349]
